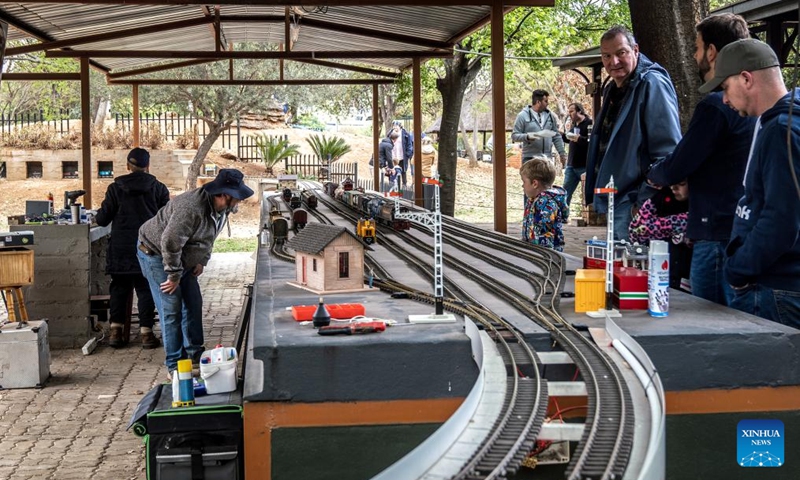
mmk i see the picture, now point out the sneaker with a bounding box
[141,331,160,349]
[108,326,124,348]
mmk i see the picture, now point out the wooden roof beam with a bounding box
[107,79,395,86]
[292,59,399,78]
[47,49,452,60]
[107,59,220,79]
[5,17,213,56]
[3,0,553,5]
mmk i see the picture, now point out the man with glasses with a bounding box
[137,168,253,378]
[584,25,682,241]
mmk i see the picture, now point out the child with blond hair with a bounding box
[520,158,568,251]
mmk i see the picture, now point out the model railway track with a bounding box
[298,188,634,480]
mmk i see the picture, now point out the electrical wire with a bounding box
[453,47,598,61]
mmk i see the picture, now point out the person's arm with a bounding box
[157,183,170,209]
[628,199,659,244]
[511,111,528,143]
[725,124,800,287]
[636,73,681,199]
[94,185,117,227]
[648,100,726,187]
[550,113,567,157]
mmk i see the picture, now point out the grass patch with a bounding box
[213,237,258,253]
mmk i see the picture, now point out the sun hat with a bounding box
[127,147,150,168]
[699,38,780,94]
[203,168,254,200]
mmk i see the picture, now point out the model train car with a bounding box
[269,208,289,244]
[356,218,376,244]
[301,189,318,210]
[292,208,308,231]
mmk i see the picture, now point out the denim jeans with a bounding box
[612,195,633,242]
[690,240,733,306]
[137,245,204,372]
[729,284,800,329]
[563,166,585,209]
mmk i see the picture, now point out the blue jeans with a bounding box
[137,246,204,372]
[612,195,633,242]
[563,166,585,209]
[690,240,733,306]
[729,284,800,329]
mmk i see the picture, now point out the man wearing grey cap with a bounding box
[138,168,254,377]
[700,38,800,326]
[95,148,169,348]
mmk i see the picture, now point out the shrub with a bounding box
[92,124,132,149]
[254,134,301,176]
[174,125,200,149]
[141,123,165,150]
[306,134,351,162]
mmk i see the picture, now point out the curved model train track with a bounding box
[279,185,634,480]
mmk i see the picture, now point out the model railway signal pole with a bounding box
[393,177,453,322]
[588,176,621,318]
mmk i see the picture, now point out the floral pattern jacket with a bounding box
[522,186,568,251]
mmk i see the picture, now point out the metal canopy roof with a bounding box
[0,2,551,77]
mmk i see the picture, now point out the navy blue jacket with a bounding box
[648,92,755,241]
[585,53,681,212]
[96,171,170,274]
[724,90,800,291]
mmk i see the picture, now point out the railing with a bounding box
[237,134,288,163]
[114,113,237,149]
[285,155,358,184]
[0,108,77,137]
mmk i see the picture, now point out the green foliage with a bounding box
[293,112,326,130]
[254,134,301,173]
[213,237,258,253]
[305,134,352,161]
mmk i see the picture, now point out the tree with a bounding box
[629,0,709,129]
[143,52,280,190]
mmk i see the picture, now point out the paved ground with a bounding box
[0,252,255,480]
[0,223,603,480]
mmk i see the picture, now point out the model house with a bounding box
[286,223,371,293]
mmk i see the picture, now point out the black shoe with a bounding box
[109,326,124,348]
[141,331,160,349]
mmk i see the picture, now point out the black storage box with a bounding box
[0,230,34,247]
[128,384,243,480]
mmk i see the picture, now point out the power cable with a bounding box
[789,0,800,200]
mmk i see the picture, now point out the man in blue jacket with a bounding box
[699,38,800,326]
[647,14,754,307]
[584,26,682,241]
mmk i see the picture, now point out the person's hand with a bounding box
[566,132,579,142]
[193,264,204,277]
[559,154,567,167]
[160,278,179,294]
[580,172,586,181]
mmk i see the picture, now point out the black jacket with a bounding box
[648,92,755,241]
[96,171,170,274]
[378,137,394,168]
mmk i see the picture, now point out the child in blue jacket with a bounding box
[520,158,568,251]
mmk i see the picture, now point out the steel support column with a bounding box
[373,84,380,191]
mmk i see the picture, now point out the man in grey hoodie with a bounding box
[137,168,253,376]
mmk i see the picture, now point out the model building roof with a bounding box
[286,223,371,254]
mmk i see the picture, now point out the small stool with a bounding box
[2,286,29,328]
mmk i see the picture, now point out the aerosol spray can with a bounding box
[648,240,670,317]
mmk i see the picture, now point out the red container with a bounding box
[612,267,648,310]
[291,304,366,322]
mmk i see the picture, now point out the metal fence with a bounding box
[284,155,358,184]
[113,113,237,149]
[0,108,78,137]
[237,134,289,163]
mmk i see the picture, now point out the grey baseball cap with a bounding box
[699,38,780,93]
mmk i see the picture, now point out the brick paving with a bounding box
[0,252,255,480]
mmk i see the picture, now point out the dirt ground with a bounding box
[0,127,555,235]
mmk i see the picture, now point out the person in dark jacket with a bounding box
[699,38,800,326]
[584,26,682,241]
[647,13,753,307]
[388,121,413,187]
[562,102,592,209]
[378,132,398,192]
[95,148,170,348]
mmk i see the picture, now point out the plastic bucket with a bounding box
[199,348,238,395]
